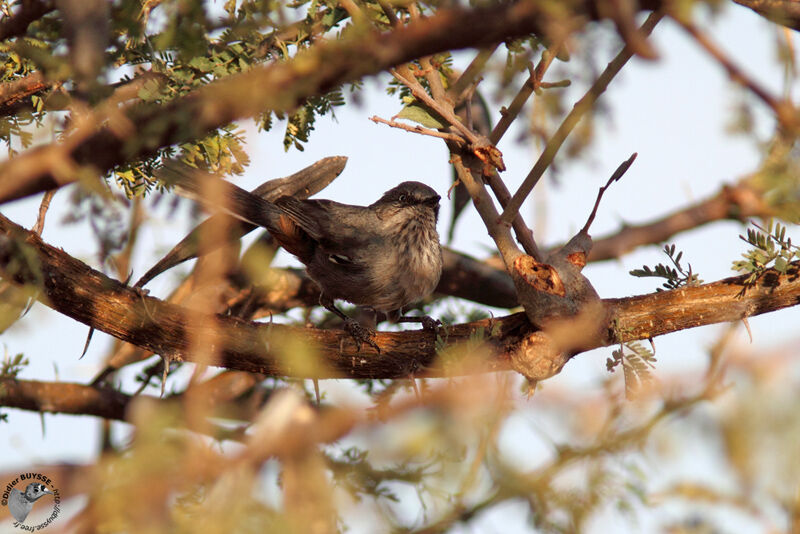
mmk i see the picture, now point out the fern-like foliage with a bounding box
[0,350,28,423]
[606,341,657,399]
[630,244,702,291]
[732,220,799,288]
[0,351,28,379]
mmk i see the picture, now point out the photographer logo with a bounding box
[2,473,60,530]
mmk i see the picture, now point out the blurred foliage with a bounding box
[607,341,657,400]
[1,1,800,533]
[746,136,800,222]
[0,0,356,196]
[49,332,800,533]
[0,351,27,379]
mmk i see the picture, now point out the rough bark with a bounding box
[2,212,799,383]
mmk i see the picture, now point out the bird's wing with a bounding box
[274,198,375,255]
[272,197,332,240]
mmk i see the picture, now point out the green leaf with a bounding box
[396,103,446,129]
[188,56,215,72]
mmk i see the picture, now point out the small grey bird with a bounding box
[8,482,52,523]
[175,174,443,349]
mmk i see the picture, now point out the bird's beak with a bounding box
[424,195,441,207]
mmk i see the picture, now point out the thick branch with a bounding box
[3,212,800,383]
[0,379,131,420]
[605,266,799,341]
[732,0,800,32]
[0,72,53,115]
[0,212,530,379]
[0,1,660,204]
[92,247,519,382]
[228,246,519,315]
[1,371,262,424]
[0,0,55,41]
[236,246,519,312]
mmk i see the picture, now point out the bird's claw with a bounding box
[344,319,380,353]
[420,316,442,333]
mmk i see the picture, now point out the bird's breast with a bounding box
[368,217,442,311]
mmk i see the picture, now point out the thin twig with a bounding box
[484,170,542,259]
[540,80,570,89]
[406,4,451,105]
[390,68,481,146]
[370,115,465,144]
[448,46,499,104]
[678,18,797,129]
[32,189,55,236]
[490,43,562,145]
[581,152,637,234]
[479,43,565,261]
[499,11,663,227]
[338,0,366,24]
[375,0,398,26]
[450,155,522,269]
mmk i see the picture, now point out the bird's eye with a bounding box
[398,194,408,203]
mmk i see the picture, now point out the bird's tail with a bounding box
[160,162,283,231]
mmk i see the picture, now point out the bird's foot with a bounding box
[397,314,441,334]
[344,319,380,353]
[419,315,442,333]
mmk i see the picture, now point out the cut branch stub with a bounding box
[511,156,630,328]
[512,229,600,327]
[513,255,565,297]
[473,140,506,173]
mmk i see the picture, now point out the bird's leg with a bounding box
[320,294,380,353]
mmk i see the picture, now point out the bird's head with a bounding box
[372,181,440,221]
[24,483,52,502]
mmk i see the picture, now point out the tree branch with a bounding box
[0,0,55,41]
[481,43,565,262]
[0,1,659,205]
[732,0,800,32]
[588,180,770,261]
[0,379,131,420]
[0,211,531,379]
[3,210,800,383]
[499,11,663,227]
[0,71,53,116]
[228,246,519,314]
[1,371,263,425]
[677,17,797,129]
[89,247,519,383]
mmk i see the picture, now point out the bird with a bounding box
[173,172,443,350]
[8,482,53,523]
